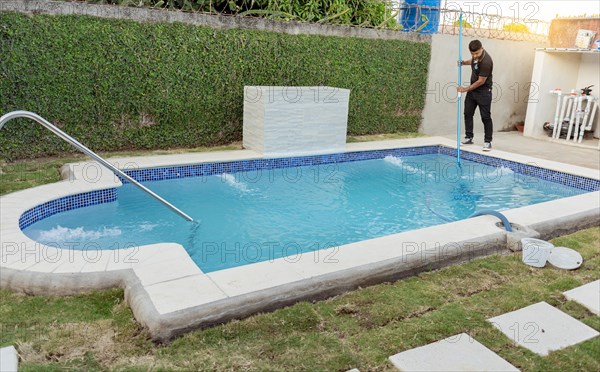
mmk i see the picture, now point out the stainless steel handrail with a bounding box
[0,110,194,222]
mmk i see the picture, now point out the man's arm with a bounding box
[457,76,487,93]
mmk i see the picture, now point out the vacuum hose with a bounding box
[468,210,513,232]
[425,194,513,232]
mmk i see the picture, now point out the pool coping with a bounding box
[1,136,599,341]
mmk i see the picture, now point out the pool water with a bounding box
[23,154,585,272]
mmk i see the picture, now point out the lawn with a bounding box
[0,228,597,370]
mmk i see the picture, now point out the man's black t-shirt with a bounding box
[471,50,493,92]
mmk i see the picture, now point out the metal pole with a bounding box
[0,111,194,222]
[456,11,463,167]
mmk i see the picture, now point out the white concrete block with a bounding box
[79,250,115,273]
[135,243,191,265]
[388,333,519,371]
[3,242,46,271]
[27,252,68,273]
[133,257,202,287]
[488,301,599,356]
[1,241,27,266]
[208,260,305,297]
[51,255,88,274]
[144,274,227,314]
[243,86,350,156]
[563,280,600,315]
[0,346,18,372]
[104,248,139,271]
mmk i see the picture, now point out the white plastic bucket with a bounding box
[521,238,554,267]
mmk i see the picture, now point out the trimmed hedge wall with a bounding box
[0,12,430,160]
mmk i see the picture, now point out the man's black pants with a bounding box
[464,88,493,143]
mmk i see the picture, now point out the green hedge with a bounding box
[0,12,430,160]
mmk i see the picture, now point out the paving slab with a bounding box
[143,274,228,315]
[388,333,519,371]
[443,132,600,170]
[207,260,305,297]
[488,302,599,356]
[563,280,600,315]
[0,346,18,372]
[133,257,202,287]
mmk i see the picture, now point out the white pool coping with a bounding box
[1,136,599,341]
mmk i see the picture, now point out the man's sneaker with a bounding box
[483,142,492,151]
[461,138,473,145]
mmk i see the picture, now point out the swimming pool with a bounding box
[22,149,588,272]
[2,138,599,340]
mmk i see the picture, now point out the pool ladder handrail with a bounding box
[0,110,194,222]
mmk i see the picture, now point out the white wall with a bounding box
[421,33,546,139]
[523,51,580,138]
[524,51,600,139]
[577,53,600,137]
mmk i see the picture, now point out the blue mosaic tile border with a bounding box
[122,146,440,183]
[19,145,599,230]
[19,188,117,230]
[439,147,600,192]
[120,145,599,192]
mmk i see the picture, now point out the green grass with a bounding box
[0,227,598,370]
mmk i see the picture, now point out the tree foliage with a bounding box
[78,0,400,28]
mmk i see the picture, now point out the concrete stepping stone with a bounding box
[0,346,18,372]
[388,333,519,371]
[488,301,599,356]
[563,280,600,315]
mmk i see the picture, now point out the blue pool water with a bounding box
[23,153,585,272]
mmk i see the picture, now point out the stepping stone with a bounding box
[0,346,18,372]
[388,333,519,371]
[488,301,599,356]
[563,280,600,315]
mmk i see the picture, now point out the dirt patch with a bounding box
[15,320,118,365]
[454,271,509,297]
[335,303,361,315]
[16,342,46,364]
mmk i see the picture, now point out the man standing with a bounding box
[457,40,494,151]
